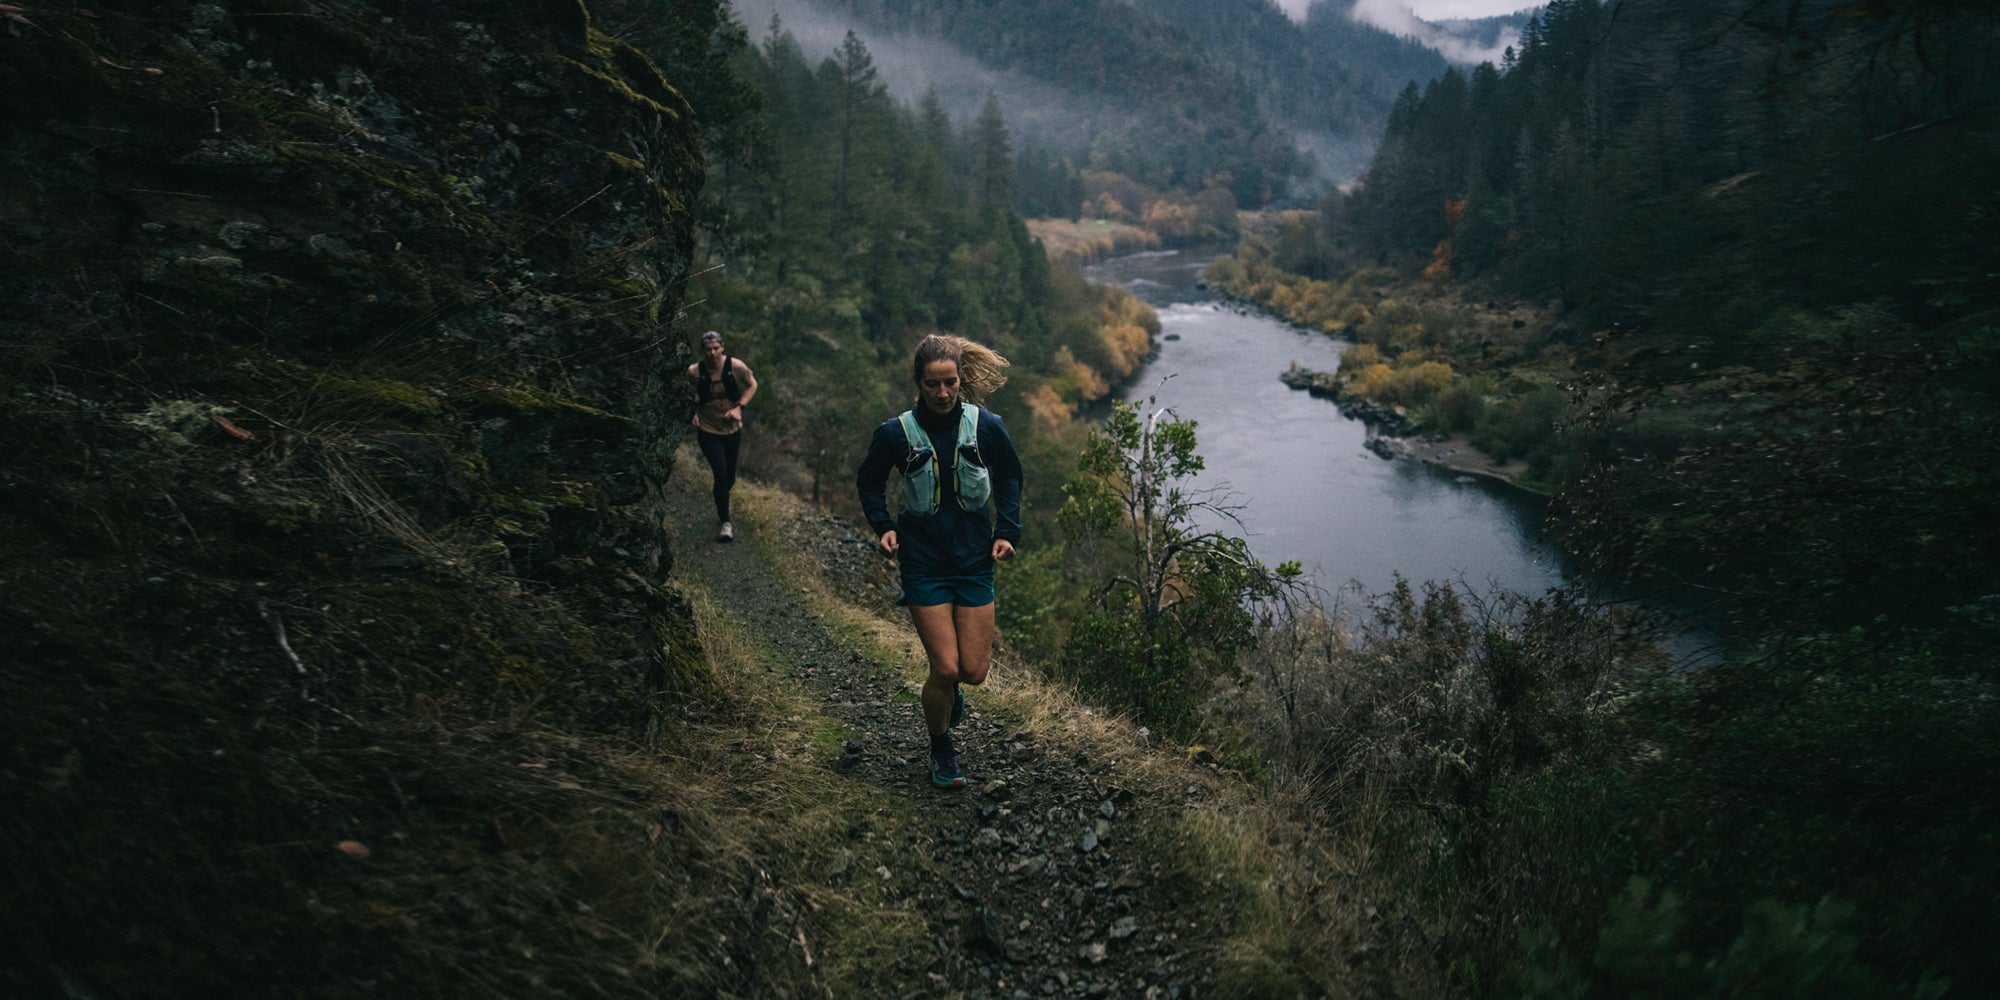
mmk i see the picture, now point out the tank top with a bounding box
[693,357,744,435]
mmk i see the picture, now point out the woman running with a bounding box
[856,334,1023,789]
[688,330,758,542]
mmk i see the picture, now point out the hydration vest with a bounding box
[897,404,990,517]
[694,357,741,403]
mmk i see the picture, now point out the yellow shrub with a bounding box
[1340,342,1385,376]
[1099,322,1151,378]
[1351,362,1397,399]
[1401,361,1455,399]
[1141,199,1200,239]
[1050,345,1110,403]
[1027,383,1073,435]
[1291,279,1344,329]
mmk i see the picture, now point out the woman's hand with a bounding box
[991,538,1016,562]
[878,530,899,555]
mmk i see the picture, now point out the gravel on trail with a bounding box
[666,475,1228,999]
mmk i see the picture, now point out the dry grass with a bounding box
[663,559,937,993]
[723,476,1387,995]
[232,563,936,997]
[1025,218,1162,264]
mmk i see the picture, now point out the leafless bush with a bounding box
[1245,578,1658,817]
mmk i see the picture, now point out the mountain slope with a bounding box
[1134,0,1452,178]
[773,0,1313,201]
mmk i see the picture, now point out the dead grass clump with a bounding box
[1025,218,1163,264]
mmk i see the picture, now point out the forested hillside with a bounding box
[1131,0,1450,179]
[1339,0,2000,636]
[794,0,1313,205]
[1198,0,2000,993]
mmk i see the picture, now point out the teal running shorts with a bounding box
[898,569,995,608]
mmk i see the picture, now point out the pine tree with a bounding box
[831,31,884,243]
[971,93,1013,214]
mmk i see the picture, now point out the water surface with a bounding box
[1087,249,1566,601]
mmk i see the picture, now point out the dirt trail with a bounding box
[663,470,1229,998]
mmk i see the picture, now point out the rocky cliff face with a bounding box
[0,1,709,991]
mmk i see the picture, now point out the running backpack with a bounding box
[693,357,741,402]
[896,404,990,517]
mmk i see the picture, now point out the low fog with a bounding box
[727,0,1406,190]
[1344,0,1523,65]
[727,0,1128,161]
[1276,0,1525,64]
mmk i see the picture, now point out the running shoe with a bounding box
[717,521,733,542]
[930,748,965,789]
[950,685,966,729]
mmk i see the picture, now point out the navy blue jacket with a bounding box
[856,401,1023,577]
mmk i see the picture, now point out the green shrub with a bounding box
[1523,876,1937,1000]
[995,545,1070,661]
[1058,398,1298,734]
[1471,382,1565,470]
[1418,374,1493,433]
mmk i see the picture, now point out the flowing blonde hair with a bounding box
[911,333,1009,403]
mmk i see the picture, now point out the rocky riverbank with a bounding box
[1279,364,1540,493]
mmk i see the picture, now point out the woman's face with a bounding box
[918,359,960,414]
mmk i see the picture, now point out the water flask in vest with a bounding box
[897,404,990,516]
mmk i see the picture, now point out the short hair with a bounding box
[699,330,722,345]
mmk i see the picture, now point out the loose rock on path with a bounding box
[666,477,1225,999]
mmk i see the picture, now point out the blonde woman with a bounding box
[856,334,1023,789]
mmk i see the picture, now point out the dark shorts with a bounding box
[898,568,995,608]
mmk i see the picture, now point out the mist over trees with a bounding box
[762,0,1483,201]
[1127,0,1452,181]
[786,0,1311,205]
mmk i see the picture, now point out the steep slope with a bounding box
[1,1,708,992]
[1133,0,1451,178]
[796,0,1312,203]
[794,0,1457,191]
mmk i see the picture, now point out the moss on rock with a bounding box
[0,0,710,994]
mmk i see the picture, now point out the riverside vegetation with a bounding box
[1214,0,2000,994]
[6,1,1997,998]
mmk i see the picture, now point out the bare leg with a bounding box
[952,602,995,688]
[909,603,960,736]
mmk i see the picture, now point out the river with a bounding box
[1086,248,1567,604]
